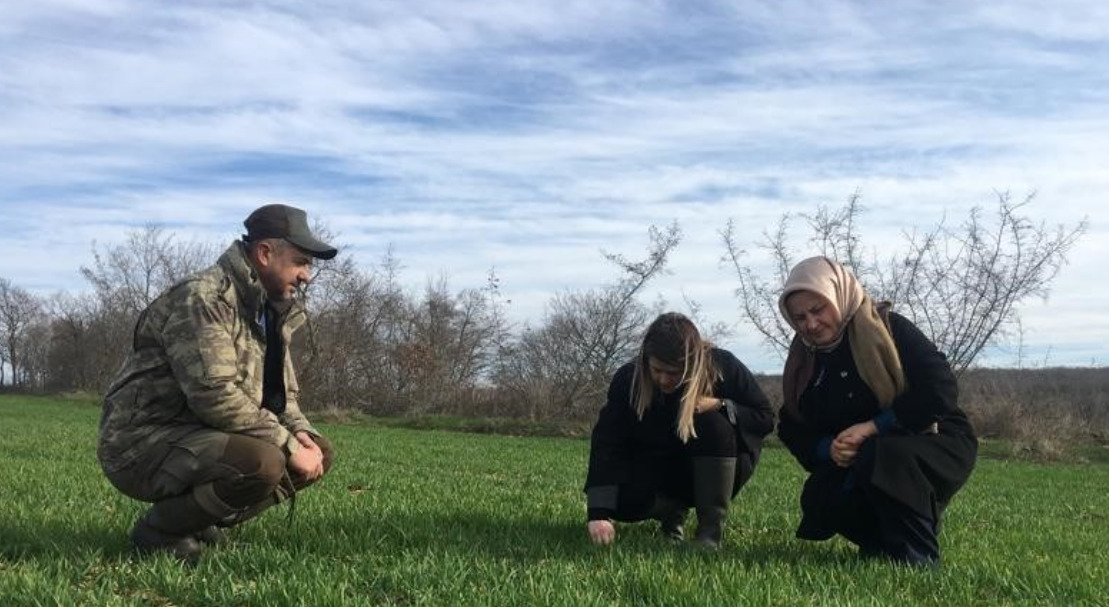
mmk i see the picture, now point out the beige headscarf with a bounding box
[778,256,905,420]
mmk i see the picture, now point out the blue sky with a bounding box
[1,0,1105,372]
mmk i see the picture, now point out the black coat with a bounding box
[778,313,977,535]
[585,348,775,491]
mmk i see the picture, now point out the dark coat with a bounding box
[778,312,977,538]
[585,348,775,491]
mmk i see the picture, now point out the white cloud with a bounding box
[0,0,1105,371]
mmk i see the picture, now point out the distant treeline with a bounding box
[1,217,1102,457]
[0,224,682,426]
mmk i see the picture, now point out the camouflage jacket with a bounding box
[98,241,318,474]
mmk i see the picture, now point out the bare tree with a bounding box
[21,319,52,391]
[294,243,511,416]
[393,276,507,414]
[495,222,682,418]
[721,191,1087,374]
[40,291,115,392]
[69,224,221,391]
[80,224,218,317]
[293,253,389,411]
[0,278,43,387]
[681,291,735,346]
[0,332,6,385]
[721,213,797,354]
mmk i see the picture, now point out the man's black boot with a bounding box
[131,491,221,562]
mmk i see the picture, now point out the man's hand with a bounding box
[588,520,616,545]
[288,431,324,481]
[830,421,878,467]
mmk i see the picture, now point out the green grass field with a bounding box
[1,395,1107,606]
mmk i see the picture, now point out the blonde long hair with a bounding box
[631,312,719,443]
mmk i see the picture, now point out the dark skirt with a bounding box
[796,427,977,540]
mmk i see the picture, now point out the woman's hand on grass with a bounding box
[588,520,616,545]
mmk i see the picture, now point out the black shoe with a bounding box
[194,525,226,545]
[133,490,226,560]
[659,509,687,541]
[131,518,203,563]
[649,494,688,541]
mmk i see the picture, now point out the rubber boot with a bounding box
[194,526,225,545]
[691,456,736,549]
[648,494,688,541]
[131,492,220,563]
[214,471,296,529]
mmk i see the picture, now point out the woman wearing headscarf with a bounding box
[777,256,977,565]
[584,312,774,549]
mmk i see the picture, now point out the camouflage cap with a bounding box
[243,204,338,260]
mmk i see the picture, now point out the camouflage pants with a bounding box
[105,428,335,522]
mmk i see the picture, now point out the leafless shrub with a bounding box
[722,190,1087,375]
[960,367,1109,457]
[295,245,509,417]
[493,222,682,420]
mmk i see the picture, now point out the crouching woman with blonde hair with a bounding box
[584,312,774,549]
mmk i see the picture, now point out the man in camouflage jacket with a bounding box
[98,203,338,561]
